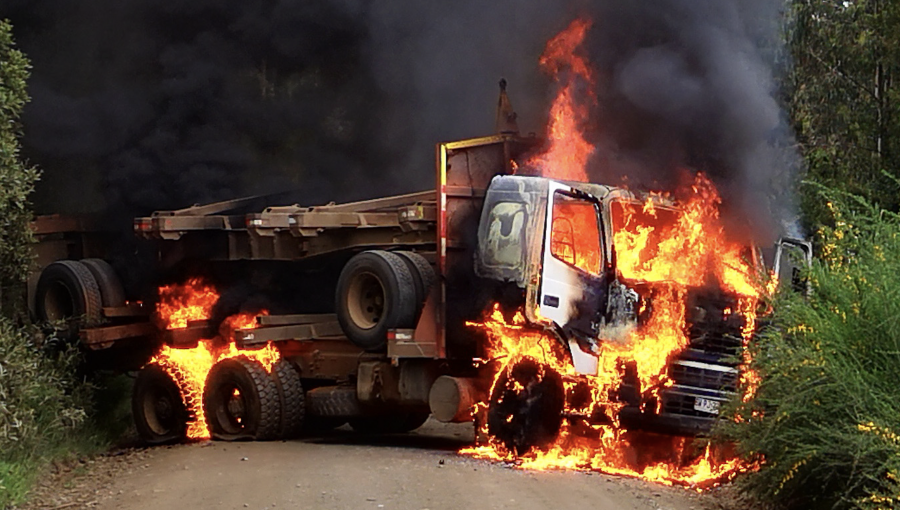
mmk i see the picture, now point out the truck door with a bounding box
[539,184,605,369]
[773,237,813,295]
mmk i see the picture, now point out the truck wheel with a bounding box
[203,357,282,441]
[394,251,436,316]
[133,364,190,444]
[80,258,127,307]
[35,260,103,332]
[487,357,565,455]
[271,360,305,439]
[349,411,430,434]
[335,250,417,351]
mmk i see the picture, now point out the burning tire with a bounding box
[394,251,436,317]
[203,356,282,441]
[335,250,417,351]
[80,258,126,308]
[133,364,191,444]
[349,411,430,434]
[487,357,566,455]
[35,260,103,336]
[270,359,305,439]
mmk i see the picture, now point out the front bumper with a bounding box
[617,384,730,436]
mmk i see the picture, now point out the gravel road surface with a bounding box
[23,420,723,510]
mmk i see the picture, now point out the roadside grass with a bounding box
[0,319,133,509]
[715,187,900,509]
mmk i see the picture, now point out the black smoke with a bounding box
[0,1,572,218]
[1,1,796,242]
[576,0,799,242]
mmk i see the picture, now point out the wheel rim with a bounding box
[43,281,76,322]
[488,358,565,455]
[346,271,385,329]
[216,385,247,434]
[143,386,178,436]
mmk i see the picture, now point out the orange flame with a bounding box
[157,277,219,329]
[149,278,276,440]
[461,17,764,489]
[528,18,595,183]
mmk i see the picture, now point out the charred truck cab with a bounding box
[475,175,761,436]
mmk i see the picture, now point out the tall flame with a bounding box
[528,18,595,183]
[149,279,277,440]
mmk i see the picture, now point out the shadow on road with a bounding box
[302,421,476,452]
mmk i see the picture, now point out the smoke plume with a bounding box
[576,0,799,242]
[1,1,796,241]
[0,1,571,217]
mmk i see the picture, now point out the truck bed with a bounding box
[133,191,438,262]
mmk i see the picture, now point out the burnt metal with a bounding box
[256,313,336,326]
[163,322,211,348]
[80,322,157,349]
[234,321,343,346]
[282,339,370,381]
[102,303,152,318]
[31,214,104,235]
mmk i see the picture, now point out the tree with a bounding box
[0,19,39,317]
[790,0,900,228]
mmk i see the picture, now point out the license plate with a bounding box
[694,397,720,415]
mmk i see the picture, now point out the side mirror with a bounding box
[773,237,813,296]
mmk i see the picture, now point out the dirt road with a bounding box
[26,421,719,510]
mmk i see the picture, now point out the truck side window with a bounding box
[550,192,601,275]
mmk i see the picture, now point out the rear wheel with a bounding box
[203,357,281,441]
[487,357,565,455]
[271,360,305,439]
[133,364,190,444]
[80,258,126,308]
[335,251,417,351]
[35,260,103,339]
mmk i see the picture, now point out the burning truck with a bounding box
[25,19,810,487]
[26,105,808,485]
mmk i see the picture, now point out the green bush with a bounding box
[0,321,93,507]
[0,21,131,507]
[716,186,900,509]
[0,19,40,318]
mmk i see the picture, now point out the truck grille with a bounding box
[668,363,738,392]
[685,291,749,361]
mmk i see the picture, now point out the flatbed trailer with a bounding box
[29,133,545,443]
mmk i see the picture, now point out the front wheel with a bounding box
[487,357,565,456]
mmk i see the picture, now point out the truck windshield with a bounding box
[610,199,682,280]
[610,198,759,286]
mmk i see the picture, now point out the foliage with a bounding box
[716,186,900,509]
[0,320,134,508]
[789,0,900,229]
[0,321,86,507]
[0,19,39,317]
[0,21,130,509]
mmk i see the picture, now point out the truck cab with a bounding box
[475,174,770,436]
